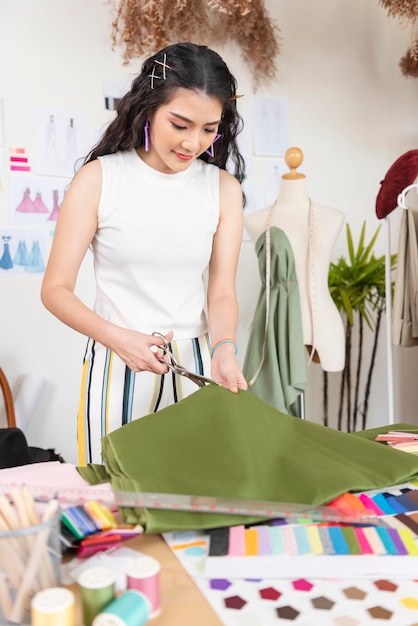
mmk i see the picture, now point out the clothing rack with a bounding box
[384,182,418,425]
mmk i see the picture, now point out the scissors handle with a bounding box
[152,331,217,388]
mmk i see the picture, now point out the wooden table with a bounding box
[67,534,223,625]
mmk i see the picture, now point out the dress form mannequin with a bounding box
[245,147,345,372]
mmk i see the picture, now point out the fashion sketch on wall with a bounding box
[35,107,86,178]
[0,227,49,274]
[10,174,69,226]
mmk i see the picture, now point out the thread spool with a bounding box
[126,556,161,618]
[31,587,75,626]
[78,566,116,626]
[92,590,150,626]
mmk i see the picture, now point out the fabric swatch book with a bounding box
[375,430,418,455]
[202,484,418,580]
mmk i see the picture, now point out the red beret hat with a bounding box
[376,150,418,219]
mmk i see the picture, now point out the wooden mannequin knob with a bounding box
[283,146,306,179]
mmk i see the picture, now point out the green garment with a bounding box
[243,227,306,416]
[77,385,418,533]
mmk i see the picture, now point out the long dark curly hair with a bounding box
[84,42,245,184]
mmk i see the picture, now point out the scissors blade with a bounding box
[152,331,217,388]
[181,370,217,388]
[156,357,216,388]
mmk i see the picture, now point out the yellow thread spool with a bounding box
[31,587,75,626]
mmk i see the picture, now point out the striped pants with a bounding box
[77,334,211,465]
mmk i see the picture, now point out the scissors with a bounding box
[152,331,217,388]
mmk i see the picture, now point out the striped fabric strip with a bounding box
[77,339,95,465]
[169,339,181,402]
[122,366,135,425]
[149,371,164,413]
[101,348,113,438]
[192,337,204,375]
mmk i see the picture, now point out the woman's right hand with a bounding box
[111,328,174,374]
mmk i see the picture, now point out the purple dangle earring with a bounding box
[144,120,150,152]
[205,133,222,158]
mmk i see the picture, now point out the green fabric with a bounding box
[78,463,111,485]
[77,385,418,533]
[243,227,306,416]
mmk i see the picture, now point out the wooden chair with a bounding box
[0,368,16,428]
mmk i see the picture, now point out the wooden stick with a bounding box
[10,488,32,529]
[9,499,59,624]
[0,512,26,579]
[0,494,30,567]
[0,573,12,622]
[37,497,59,590]
[0,539,23,590]
[12,487,55,590]
[0,495,21,530]
[20,485,39,526]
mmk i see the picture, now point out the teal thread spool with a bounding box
[92,590,151,626]
[77,566,116,626]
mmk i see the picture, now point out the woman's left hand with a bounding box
[211,353,248,393]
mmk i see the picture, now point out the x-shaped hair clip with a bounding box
[152,332,217,388]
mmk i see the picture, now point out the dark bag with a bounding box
[0,368,64,469]
[0,427,64,469]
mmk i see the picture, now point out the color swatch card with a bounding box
[203,522,418,579]
[163,530,418,626]
[202,484,418,580]
[329,483,418,523]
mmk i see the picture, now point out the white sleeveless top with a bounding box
[93,150,220,338]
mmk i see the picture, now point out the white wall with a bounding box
[1,0,417,463]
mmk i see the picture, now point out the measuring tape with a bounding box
[0,483,377,524]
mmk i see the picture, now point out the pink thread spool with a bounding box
[126,556,161,618]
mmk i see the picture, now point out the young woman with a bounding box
[41,42,248,464]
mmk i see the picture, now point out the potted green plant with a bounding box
[324,221,397,432]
